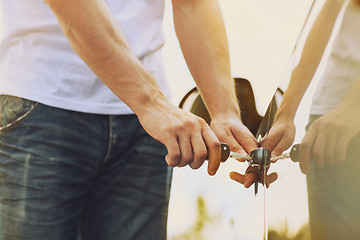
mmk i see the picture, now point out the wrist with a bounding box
[275,86,304,122]
[274,104,296,123]
[206,91,241,120]
[131,89,171,117]
[209,102,241,122]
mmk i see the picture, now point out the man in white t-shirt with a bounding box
[248,0,360,238]
[0,0,259,239]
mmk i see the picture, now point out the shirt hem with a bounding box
[0,86,135,115]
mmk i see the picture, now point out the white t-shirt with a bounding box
[0,0,170,114]
[310,1,360,115]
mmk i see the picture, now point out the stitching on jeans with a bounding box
[103,116,112,162]
[0,102,40,132]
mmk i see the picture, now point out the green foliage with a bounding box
[171,195,310,240]
[268,223,310,240]
[171,196,212,240]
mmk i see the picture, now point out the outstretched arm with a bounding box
[172,0,258,155]
[44,0,224,175]
[260,0,346,157]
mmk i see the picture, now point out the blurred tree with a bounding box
[268,223,310,240]
[171,196,213,240]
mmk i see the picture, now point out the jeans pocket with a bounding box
[0,95,39,131]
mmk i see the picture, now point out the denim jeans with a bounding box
[0,95,172,240]
[306,115,360,240]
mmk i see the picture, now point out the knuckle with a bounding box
[177,160,188,167]
[166,158,178,167]
[181,118,197,130]
[174,123,186,132]
[181,155,193,164]
[163,126,175,135]
[169,152,181,163]
[187,118,198,127]
[197,150,208,160]
[189,162,202,170]
[210,140,221,149]
[321,120,332,129]
[197,118,208,127]
[164,122,188,134]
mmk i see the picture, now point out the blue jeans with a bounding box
[0,95,172,240]
[306,115,360,240]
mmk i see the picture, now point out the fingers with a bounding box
[324,134,337,164]
[164,137,181,167]
[188,134,207,170]
[177,136,194,167]
[336,135,349,163]
[259,133,277,152]
[231,127,258,154]
[259,123,295,158]
[160,113,221,174]
[202,126,221,175]
[260,133,286,161]
[271,139,292,158]
[210,118,258,154]
[299,119,348,174]
[311,132,349,166]
[224,136,247,155]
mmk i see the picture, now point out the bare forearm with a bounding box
[277,0,345,120]
[45,0,169,115]
[44,0,229,174]
[172,0,239,119]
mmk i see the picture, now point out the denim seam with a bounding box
[0,102,40,132]
[103,116,113,163]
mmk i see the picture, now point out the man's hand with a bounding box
[229,116,295,188]
[138,102,222,176]
[299,103,360,174]
[210,116,258,155]
[298,74,360,174]
[259,117,296,159]
[210,115,279,187]
[228,115,295,188]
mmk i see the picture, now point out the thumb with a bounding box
[259,133,278,152]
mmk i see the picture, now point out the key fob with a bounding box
[220,142,230,162]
